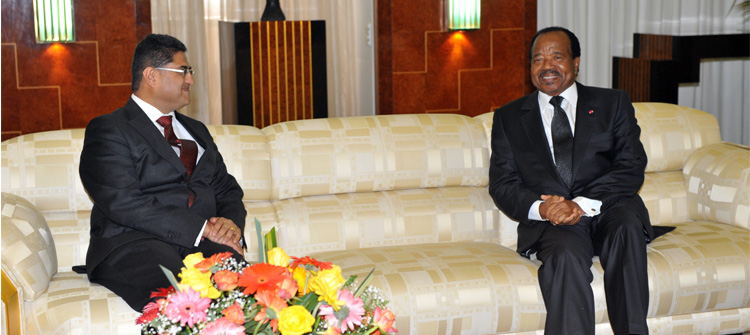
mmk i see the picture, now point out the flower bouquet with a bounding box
[136,224,397,335]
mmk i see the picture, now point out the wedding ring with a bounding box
[230,227,236,230]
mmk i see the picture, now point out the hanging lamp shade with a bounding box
[446,0,481,30]
[33,0,75,43]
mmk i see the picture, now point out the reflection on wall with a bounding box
[1,0,151,141]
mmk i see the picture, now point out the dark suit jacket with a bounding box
[488,83,654,255]
[80,97,246,276]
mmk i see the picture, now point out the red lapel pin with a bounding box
[589,110,594,114]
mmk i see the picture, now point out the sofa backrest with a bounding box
[262,114,490,200]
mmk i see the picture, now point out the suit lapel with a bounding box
[519,93,559,178]
[123,99,188,178]
[571,83,597,182]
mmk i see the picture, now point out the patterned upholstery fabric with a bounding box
[632,103,721,172]
[263,114,489,200]
[22,272,139,335]
[682,143,750,229]
[310,241,546,335]
[207,125,272,201]
[270,187,501,256]
[640,171,690,225]
[1,129,90,212]
[1,193,57,300]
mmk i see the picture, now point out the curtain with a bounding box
[538,0,749,145]
[151,0,376,125]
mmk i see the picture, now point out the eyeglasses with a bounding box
[155,67,194,77]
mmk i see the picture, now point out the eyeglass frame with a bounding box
[154,66,195,77]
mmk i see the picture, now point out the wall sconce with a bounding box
[33,0,75,43]
[446,0,481,30]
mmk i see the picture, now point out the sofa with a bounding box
[1,102,748,334]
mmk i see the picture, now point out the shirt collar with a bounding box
[537,83,579,111]
[131,94,175,123]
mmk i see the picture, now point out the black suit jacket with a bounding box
[488,83,654,255]
[80,97,246,276]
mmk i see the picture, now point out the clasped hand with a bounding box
[539,195,585,226]
[202,217,243,254]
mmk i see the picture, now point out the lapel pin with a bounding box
[589,110,594,115]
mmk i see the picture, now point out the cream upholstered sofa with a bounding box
[1,103,748,334]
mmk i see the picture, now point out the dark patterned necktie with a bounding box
[157,115,197,207]
[550,96,573,186]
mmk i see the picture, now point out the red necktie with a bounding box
[157,115,197,207]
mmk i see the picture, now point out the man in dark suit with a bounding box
[489,27,654,334]
[79,34,246,311]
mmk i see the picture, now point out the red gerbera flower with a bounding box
[150,287,175,298]
[237,263,287,295]
[290,256,333,270]
[195,252,233,273]
[136,300,163,325]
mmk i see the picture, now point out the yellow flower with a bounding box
[182,252,205,270]
[278,305,315,335]
[292,266,312,296]
[309,265,345,310]
[267,247,291,267]
[179,267,220,299]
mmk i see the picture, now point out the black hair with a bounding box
[529,26,581,60]
[131,34,187,92]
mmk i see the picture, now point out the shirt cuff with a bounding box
[573,196,602,217]
[194,220,207,246]
[528,200,544,221]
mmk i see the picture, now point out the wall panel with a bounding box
[1,0,151,141]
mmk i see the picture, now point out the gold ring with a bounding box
[230,227,235,230]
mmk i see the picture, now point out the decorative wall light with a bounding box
[33,0,75,43]
[446,0,481,30]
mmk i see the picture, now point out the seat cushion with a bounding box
[22,272,138,335]
[646,221,749,317]
[310,241,546,335]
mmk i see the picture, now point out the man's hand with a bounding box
[539,195,585,226]
[203,217,243,254]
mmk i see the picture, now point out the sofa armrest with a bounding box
[682,142,750,229]
[1,193,58,301]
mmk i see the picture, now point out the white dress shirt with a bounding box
[527,85,602,221]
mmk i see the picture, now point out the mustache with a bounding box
[539,69,561,78]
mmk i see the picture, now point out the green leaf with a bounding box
[264,227,277,250]
[354,268,375,297]
[297,292,321,311]
[159,265,181,292]
[254,218,265,263]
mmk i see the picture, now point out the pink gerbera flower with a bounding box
[200,317,245,335]
[164,288,211,328]
[319,289,365,332]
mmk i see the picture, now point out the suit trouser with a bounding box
[535,197,649,335]
[90,237,243,311]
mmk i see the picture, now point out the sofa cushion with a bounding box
[1,193,57,301]
[633,103,721,173]
[208,125,272,201]
[311,241,546,335]
[682,143,750,229]
[0,129,90,213]
[263,114,489,200]
[646,221,749,317]
[22,272,139,335]
[271,187,504,255]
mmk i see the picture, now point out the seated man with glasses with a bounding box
[78,33,247,312]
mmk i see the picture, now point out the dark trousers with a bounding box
[535,197,649,335]
[90,237,243,311]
